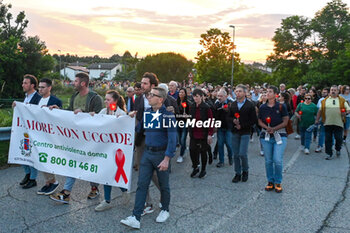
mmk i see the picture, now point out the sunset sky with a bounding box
[8,0,349,63]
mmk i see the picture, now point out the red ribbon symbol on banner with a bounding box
[115,149,128,184]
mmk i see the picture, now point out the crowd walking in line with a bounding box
[13,72,350,229]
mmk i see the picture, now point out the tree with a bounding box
[311,0,350,59]
[266,16,312,86]
[136,52,193,83]
[0,1,28,40]
[0,1,55,98]
[195,28,242,85]
[267,0,350,87]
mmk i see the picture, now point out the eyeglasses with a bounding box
[148,92,161,98]
[305,98,311,100]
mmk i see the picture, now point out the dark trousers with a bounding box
[325,125,343,156]
[190,138,208,171]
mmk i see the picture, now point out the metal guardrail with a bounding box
[0,127,11,141]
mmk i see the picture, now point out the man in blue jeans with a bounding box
[229,84,257,183]
[49,72,103,203]
[214,89,233,167]
[121,87,176,229]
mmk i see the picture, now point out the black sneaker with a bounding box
[45,183,60,195]
[229,157,233,165]
[37,184,50,195]
[216,162,224,168]
[22,179,37,189]
[198,171,206,178]
[232,174,241,183]
[190,168,200,178]
[242,171,249,182]
[20,174,30,186]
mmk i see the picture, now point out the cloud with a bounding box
[232,14,291,39]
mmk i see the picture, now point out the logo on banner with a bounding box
[143,110,161,129]
[19,133,32,156]
[115,149,128,184]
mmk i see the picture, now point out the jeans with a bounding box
[260,137,287,184]
[217,129,233,164]
[231,134,250,175]
[318,122,325,147]
[133,148,170,221]
[177,127,188,156]
[299,126,312,149]
[22,165,37,179]
[63,177,99,192]
[325,125,343,156]
[104,185,127,202]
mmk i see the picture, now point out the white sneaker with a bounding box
[95,200,112,212]
[156,210,170,223]
[120,215,140,229]
[121,192,131,205]
[315,146,322,153]
[141,204,154,216]
[259,151,264,156]
[250,137,254,143]
[304,148,310,155]
[295,135,301,139]
[176,156,183,163]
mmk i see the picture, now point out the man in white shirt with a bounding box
[36,78,62,195]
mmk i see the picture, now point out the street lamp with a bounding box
[58,49,62,78]
[229,25,235,86]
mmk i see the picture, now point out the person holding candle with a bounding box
[295,94,318,154]
[258,85,289,193]
[89,90,131,211]
[176,88,190,163]
[316,85,350,160]
[229,84,257,183]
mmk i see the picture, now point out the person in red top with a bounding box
[188,89,214,178]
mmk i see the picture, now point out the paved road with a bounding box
[1,133,349,233]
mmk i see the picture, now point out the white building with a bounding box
[60,66,89,81]
[88,63,123,80]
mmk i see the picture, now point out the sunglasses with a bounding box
[305,98,311,100]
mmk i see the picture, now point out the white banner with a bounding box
[8,102,135,190]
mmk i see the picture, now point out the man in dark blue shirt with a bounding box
[121,87,176,229]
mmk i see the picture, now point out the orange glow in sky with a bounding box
[8,0,346,63]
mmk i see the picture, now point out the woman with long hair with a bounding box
[91,90,130,211]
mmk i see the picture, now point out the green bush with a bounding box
[0,109,13,127]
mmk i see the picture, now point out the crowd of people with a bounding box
[15,72,350,229]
